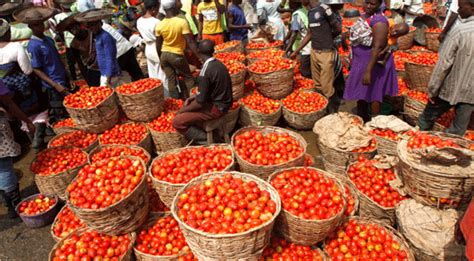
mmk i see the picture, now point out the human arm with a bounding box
[0,93,35,133]
[155,36,163,58]
[16,44,33,75]
[178,74,209,113]
[228,7,252,30]
[33,69,69,94]
[403,0,424,16]
[362,22,388,85]
[184,34,201,63]
[198,14,204,40]
[289,31,310,59]
[71,47,88,82]
[285,16,300,54]
[439,13,458,42]
[98,33,118,80]
[325,5,342,37]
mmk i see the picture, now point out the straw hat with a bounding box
[0,1,23,16]
[74,8,114,23]
[13,6,58,24]
[55,13,78,32]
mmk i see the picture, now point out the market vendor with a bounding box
[172,39,232,144]
[0,2,33,46]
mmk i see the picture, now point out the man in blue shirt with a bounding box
[228,0,252,44]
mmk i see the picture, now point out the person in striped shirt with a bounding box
[417,0,474,136]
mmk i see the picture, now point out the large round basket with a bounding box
[47,130,98,153]
[171,171,281,260]
[215,41,244,54]
[346,162,397,226]
[317,139,377,176]
[239,103,281,127]
[404,61,434,92]
[246,49,284,65]
[116,81,164,122]
[230,69,246,100]
[223,105,240,134]
[397,30,415,50]
[32,147,89,201]
[48,228,136,261]
[67,157,149,235]
[397,133,474,209]
[89,144,152,166]
[99,122,153,153]
[249,62,295,100]
[403,95,426,126]
[282,94,328,130]
[374,135,398,156]
[50,204,85,242]
[268,167,346,246]
[231,126,307,180]
[134,212,190,261]
[425,31,440,52]
[148,144,235,208]
[148,128,188,153]
[323,217,416,261]
[64,89,120,134]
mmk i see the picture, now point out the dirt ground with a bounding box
[0,102,355,260]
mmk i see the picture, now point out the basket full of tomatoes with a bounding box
[50,205,85,242]
[171,172,281,260]
[48,228,136,261]
[397,131,474,209]
[248,57,295,100]
[268,167,347,245]
[246,40,284,54]
[246,48,285,65]
[31,147,89,200]
[66,156,149,235]
[214,40,244,54]
[52,118,76,135]
[281,90,328,130]
[147,112,188,153]
[404,52,438,92]
[222,60,246,100]
[16,194,60,228]
[99,122,153,153]
[63,86,119,133]
[149,144,235,208]
[231,126,307,180]
[116,78,164,122]
[89,144,151,166]
[397,26,416,50]
[47,130,98,153]
[239,90,282,127]
[425,27,442,52]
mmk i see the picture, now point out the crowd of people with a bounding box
[0,0,472,257]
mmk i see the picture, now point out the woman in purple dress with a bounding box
[343,0,398,121]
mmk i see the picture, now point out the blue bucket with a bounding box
[15,194,61,228]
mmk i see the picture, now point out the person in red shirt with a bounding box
[460,199,474,260]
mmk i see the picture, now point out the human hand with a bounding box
[362,71,371,85]
[438,32,446,42]
[289,52,298,60]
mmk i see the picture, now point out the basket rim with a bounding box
[64,86,115,111]
[30,146,89,176]
[98,122,150,146]
[171,171,282,239]
[89,144,151,164]
[246,43,284,51]
[115,80,163,97]
[50,204,85,242]
[148,144,236,186]
[267,166,347,222]
[16,193,59,218]
[47,130,98,150]
[231,126,308,169]
[239,101,282,117]
[247,60,296,75]
[66,156,148,212]
[215,40,242,51]
[404,60,435,68]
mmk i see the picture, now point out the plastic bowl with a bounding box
[15,194,61,228]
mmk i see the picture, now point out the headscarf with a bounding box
[0,19,10,38]
[161,0,176,10]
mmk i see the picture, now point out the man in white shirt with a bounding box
[403,0,424,25]
[439,0,462,42]
[102,22,144,81]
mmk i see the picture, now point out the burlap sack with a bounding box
[396,199,465,260]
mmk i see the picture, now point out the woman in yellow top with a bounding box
[197,0,226,45]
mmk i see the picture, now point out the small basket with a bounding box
[64,88,120,134]
[116,81,165,122]
[47,130,98,153]
[425,31,440,52]
[397,30,415,50]
[282,93,328,130]
[171,171,281,260]
[404,61,435,92]
[239,103,282,127]
[48,228,136,261]
[230,68,246,100]
[397,133,474,209]
[249,61,295,100]
[16,194,61,228]
[67,157,149,235]
[268,167,346,246]
[50,204,85,242]
[215,41,244,54]
[403,95,426,126]
[32,147,89,201]
[231,126,307,180]
[148,144,235,208]
[99,122,153,153]
[89,144,152,166]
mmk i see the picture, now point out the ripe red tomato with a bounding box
[247,40,283,50]
[214,52,245,63]
[64,86,112,109]
[221,60,245,74]
[246,49,285,61]
[148,112,178,133]
[248,57,293,74]
[260,236,324,260]
[293,74,315,90]
[31,147,87,176]
[215,40,241,52]
[18,194,56,215]
[369,128,401,141]
[53,118,75,129]
[52,206,85,239]
[91,145,150,164]
[406,132,462,150]
[116,78,162,94]
[100,123,148,146]
[239,90,280,114]
[164,98,183,112]
[49,130,98,149]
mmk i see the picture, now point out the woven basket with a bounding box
[403,95,426,126]
[268,167,346,246]
[65,89,120,134]
[116,82,164,122]
[67,157,149,235]
[397,30,415,50]
[148,144,235,208]
[171,171,281,260]
[404,61,434,92]
[249,63,295,100]
[282,96,328,130]
[374,136,398,156]
[149,128,188,153]
[397,133,474,209]
[317,139,377,176]
[50,204,86,242]
[89,144,152,166]
[346,162,397,226]
[32,147,89,201]
[231,126,307,180]
[239,103,282,127]
[425,31,440,52]
[48,228,136,261]
[52,126,77,135]
[215,41,244,54]
[230,69,246,100]
[47,131,98,153]
[223,105,240,133]
[134,212,190,261]
[99,123,153,153]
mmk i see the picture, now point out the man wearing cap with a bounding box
[156,0,200,99]
[15,6,69,123]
